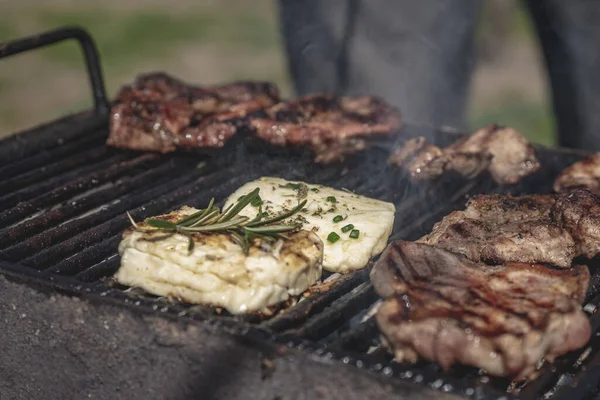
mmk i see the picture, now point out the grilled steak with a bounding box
[248,94,402,163]
[370,240,591,379]
[419,190,600,268]
[551,189,600,260]
[554,153,600,195]
[417,193,578,268]
[107,73,280,153]
[388,125,540,184]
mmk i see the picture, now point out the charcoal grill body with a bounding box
[0,27,599,400]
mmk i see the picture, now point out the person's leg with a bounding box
[277,0,481,130]
[277,0,351,96]
[345,0,482,129]
[525,0,600,150]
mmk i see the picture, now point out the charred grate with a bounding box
[1,27,600,400]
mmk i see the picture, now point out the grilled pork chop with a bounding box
[554,153,600,195]
[389,125,540,184]
[370,240,591,379]
[248,94,402,163]
[107,73,280,153]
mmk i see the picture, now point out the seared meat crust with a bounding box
[418,194,578,268]
[107,72,280,153]
[370,240,591,379]
[554,153,600,195]
[389,124,540,184]
[419,190,600,268]
[249,94,402,163]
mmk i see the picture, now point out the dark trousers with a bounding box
[277,0,600,150]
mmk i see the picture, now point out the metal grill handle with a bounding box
[0,26,109,115]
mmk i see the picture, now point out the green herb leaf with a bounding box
[279,182,302,190]
[247,199,307,227]
[341,224,354,233]
[326,196,337,203]
[145,219,178,230]
[310,188,320,193]
[185,234,195,253]
[327,232,341,243]
[349,229,360,239]
[127,186,307,255]
[219,188,260,222]
[244,224,299,234]
[251,194,263,207]
[184,216,249,232]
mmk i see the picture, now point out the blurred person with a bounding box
[277,0,600,150]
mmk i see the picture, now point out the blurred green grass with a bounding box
[35,10,278,69]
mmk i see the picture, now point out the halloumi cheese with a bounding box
[115,206,323,314]
[224,177,395,273]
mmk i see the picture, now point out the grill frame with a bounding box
[1,27,600,400]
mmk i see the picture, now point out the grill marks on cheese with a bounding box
[224,177,396,273]
[115,206,323,314]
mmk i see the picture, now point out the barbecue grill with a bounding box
[1,27,599,400]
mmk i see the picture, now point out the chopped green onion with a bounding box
[341,224,354,233]
[326,196,337,203]
[333,215,344,223]
[327,232,340,243]
[349,229,360,239]
[310,188,320,193]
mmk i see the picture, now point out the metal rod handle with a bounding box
[0,26,109,115]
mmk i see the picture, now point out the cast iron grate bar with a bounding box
[0,114,106,164]
[0,153,159,229]
[261,270,370,332]
[0,144,111,193]
[0,163,212,261]
[0,159,192,252]
[0,128,107,181]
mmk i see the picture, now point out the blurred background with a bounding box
[0,0,554,145]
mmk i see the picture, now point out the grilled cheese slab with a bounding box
[115,206,323,314]
[224,177,396,273]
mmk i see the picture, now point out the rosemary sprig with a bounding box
[127,188,306,254]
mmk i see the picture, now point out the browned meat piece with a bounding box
[418,193,578,268]
[554,153,600,195]
[248,94,402,163]
[370,240,591,379]
[387,137,448,181]
[448,125,540,184]
[107,72,280,153]
[551,189,600,259]
[389,125,540,184]
[419,190,600,268]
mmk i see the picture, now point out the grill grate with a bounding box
[1,27,600,400]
